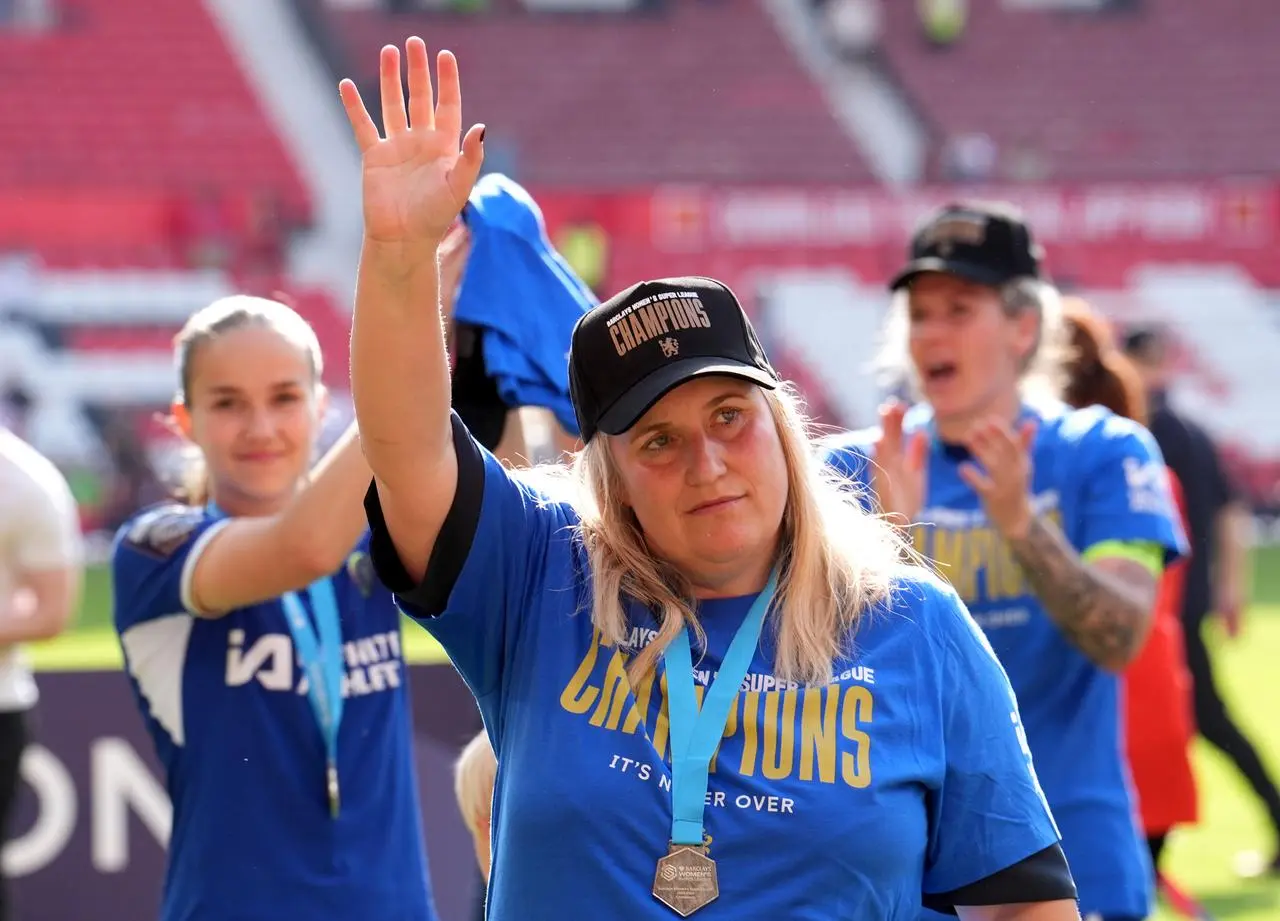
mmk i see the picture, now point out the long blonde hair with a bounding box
[535,382,909,687]
[453,729,497,837]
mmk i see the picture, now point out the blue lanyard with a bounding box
[662,569,778,847]
[208,503,346,817]
[280,581,345,814]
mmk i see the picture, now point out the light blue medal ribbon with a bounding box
[663,568,778,849]
[207,503,346,819]
[280,581,345,819]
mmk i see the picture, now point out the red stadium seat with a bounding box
[0,0,311,265]
[876,0,1280,182]
[327,1,876,187]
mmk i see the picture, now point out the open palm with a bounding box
[873,401,927,527]
[339,38,485,247]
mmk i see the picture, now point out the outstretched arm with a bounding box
[341,38,485,582]
[187,424,374,615]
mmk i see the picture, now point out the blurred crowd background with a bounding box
[0,0,1277,919]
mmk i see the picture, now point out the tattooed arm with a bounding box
[1005,515,1158,673]
[956,413,1181,674]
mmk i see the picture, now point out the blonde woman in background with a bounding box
[454,730,497,883]
[110,297,438,921]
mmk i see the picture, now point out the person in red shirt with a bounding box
[1061,298,1199,882]
[1128,472,1197,859]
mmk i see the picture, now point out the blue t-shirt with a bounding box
[111,504,436,921]
[823,401,1187,919]
[386,433,1061,920]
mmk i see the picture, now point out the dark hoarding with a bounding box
[6,665,485,921]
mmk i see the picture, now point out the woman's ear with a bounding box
[1012,305,1042,369]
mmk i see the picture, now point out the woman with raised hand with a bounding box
[342,37,1081,921]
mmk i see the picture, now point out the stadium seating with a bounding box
[3,268,349,464]
[2,0,1277,514]
[878,0,1280,182]
[0,0,310,265]
[327,1,877,185]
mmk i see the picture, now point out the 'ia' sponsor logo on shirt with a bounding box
[225,629,404,699]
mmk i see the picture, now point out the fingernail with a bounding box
[479,127,486,145]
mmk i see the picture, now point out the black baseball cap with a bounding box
[568,277,779,443]
[890,201,1045,291]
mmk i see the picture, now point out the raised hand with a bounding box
[872,401,928,527]
[339,38,485,251]
[959,417,1037,540]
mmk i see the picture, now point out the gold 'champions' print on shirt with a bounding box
[912,496,1064,625]
[557,631,875,789]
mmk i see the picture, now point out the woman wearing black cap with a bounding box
[340,39,1080,921]
[826,202,1188,921]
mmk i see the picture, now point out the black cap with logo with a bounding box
[890,201,1045,291]
[568,277,779,443]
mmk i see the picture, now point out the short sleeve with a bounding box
[1072,415,1187,564]
[13,461,82,571]
[919,578,1062,896]
[111,504,227,632]
[366,413,578,701]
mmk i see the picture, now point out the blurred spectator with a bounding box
[818,0,883,61]
[0,385,32,442]
[917,0,966,47]
[939,130,997,182]
[98,411,161,533]
[238,189,290,279]
[552,221,610,297]
[0,427,83,921]
[167,186,235,272]
[453,728,496,921]
[454,730,496,884]
[1061,300,1198,882]
[1004,137,1052,182]
[1124,325,1280,877]
[0,0,54,30]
